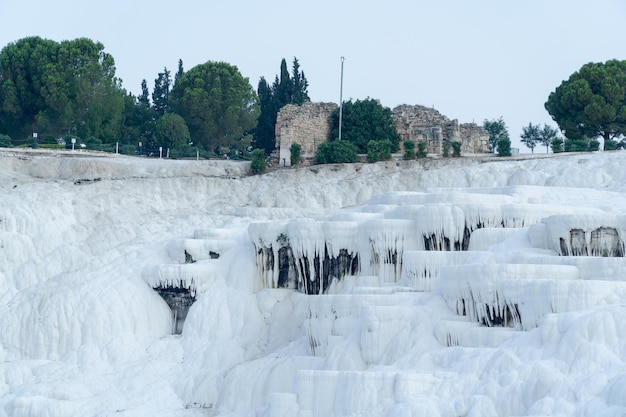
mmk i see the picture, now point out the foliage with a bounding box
[120,91,156,146]
[442,142,449,157]
[174,59,184,85]
[154,113,190,151]
[119,144,137,155]
[551,137,564,153]
[417,141,428,158]
[254,57,310,154]
[545,60,626,143]
[367,139,392,162]
[316,140,358,164]
[496,135,512,156]
[403,140,415,159]
[250,148,266,174]
[170,61,259,152]
[330,98,401,153]
[604,138,619,150]
[520,123,540,153]
[483,117,509,153]
[451,141,461,157]
[290,142,301,165]
[539,124,560,153]
[0,133,11,147]
[564,138,599,152]
[0,37,125,142]
[152,67,171,116]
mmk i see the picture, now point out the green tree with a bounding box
[316,140,358,164]
[539,124,559,153]
[483,117,509,153]
[174,59,184,85]
[330,98,401,153]
[170,61,259,152]
[253,57,310,154]
[0,36,124,142]
[545,60,626,143]
[138,79,150,107]
[152,67,171,116]
[250,148,266,174]
[520,123,540,153]
[290,142,301,165]
[154,112,190,151]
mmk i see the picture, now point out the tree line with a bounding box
[0,36,309,158]
[1,36,624,162]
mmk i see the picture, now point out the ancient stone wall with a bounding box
[275,102,338,167]
[274,102,489,166]
[392,104,489,155]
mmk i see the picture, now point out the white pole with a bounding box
[339,56,345,140]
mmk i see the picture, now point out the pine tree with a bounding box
[152,67,171,115]
[175,59,184,85]
[138,79,150,107]
[253,57,310,154]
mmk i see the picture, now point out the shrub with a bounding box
[604,139,618,151]
[564,138,599,152]
[417,141,428,158]
[250,149,266,174]
[442,142,449,157]
[496,136,512,156]
[551,138,564,153]
[403,140,415,159]
[316,140,358,164]
[290,142,301,166]
[451,141,462,157]
[367,139,392,163]
[0,134,11,147]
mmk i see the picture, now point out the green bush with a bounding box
[551,138,564,153]
[564,138,599,152]
[250,149,266,174]
[120,144,137,155]
[367,139,392,162]
[604,139,618,151]
[290,142,301,166]
[417,141,427,158]
[316,140,358,164]
[496,136,512,156]
[451,141,462,157]
[0,134,11,147]
[403,140,415,159]
[442,142,449,157]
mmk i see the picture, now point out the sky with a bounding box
[1,0,625,151]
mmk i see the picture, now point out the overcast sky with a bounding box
[1,0,624,151]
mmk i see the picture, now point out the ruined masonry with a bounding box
[274,102,490,166]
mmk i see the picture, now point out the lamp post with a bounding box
[339,56,345,141]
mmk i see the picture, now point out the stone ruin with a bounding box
[275,102,338,167]
[274,102,490,166]
[392,104,489,155]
